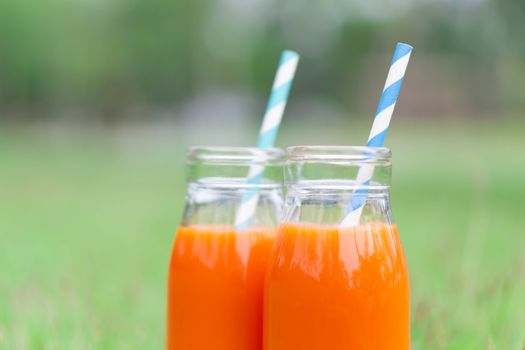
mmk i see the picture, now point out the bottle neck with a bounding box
[181,147,285,228]
[286,147,392,192]
[283,146,393,226]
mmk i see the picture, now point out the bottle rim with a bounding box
[187,146,286,165]
[287,146,391,164]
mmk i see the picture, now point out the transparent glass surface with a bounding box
[182,147,284,227]
[264,146,410,350]
[168,147,285,350]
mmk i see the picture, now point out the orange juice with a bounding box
[167,225,275,350]
[264,222,409,350]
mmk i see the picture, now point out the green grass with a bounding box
[1,119,524,349]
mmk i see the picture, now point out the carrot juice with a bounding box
[167,225,275,350]
[264,222,409,350]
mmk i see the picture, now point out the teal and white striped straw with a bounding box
[340,42,413,227]
[234,50,300,230]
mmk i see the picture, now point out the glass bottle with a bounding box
[167,146,285,350]
[264,146,409,350]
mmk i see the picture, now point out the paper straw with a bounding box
[234,50,300,230]
[340,42,413,227]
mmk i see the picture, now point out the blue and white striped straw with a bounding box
[340,42,413,227]
[234,50,300,230]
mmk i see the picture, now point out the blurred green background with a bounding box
[1,0,525,348]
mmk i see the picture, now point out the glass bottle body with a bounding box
[264,146,409,350]
[168,147,284,350]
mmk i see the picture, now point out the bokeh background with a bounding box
[1,0,525,348]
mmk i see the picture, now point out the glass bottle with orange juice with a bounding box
[264,146,409,350]
[167,147,285,350]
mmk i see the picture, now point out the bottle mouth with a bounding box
[187,146,286,165]
[287,146,391,165]
[285,146,392,191]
